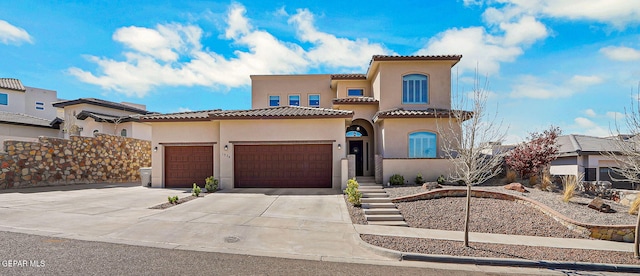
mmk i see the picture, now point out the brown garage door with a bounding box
[234,144,332,188]
[165,146,213,188]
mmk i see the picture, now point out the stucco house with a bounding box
[550,134,636,189]
[53,98,154,141]
[142,55,465,189]
[0,78,62,145]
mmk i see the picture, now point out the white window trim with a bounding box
[402,74,429,104]
[289,94,300,106]
[308,94,320,107]
[269,95,280,107]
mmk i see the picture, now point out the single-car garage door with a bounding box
[165,146,213,188]
[234,144,332,188]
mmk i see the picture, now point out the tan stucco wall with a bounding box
[383,158,454,184]
[219,118,347,190]
[334,80,371,98]
[149,121,220,188]
[0,124,62,148]
[378,117,460,159]
[374,61,453,111]
[251,75,334,109]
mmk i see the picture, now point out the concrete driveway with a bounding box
[0,183,386,262]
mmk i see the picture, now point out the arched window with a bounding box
[120,129,127,137]
[409,132,436,158]
[93,129,99,136]
[403,74,428,104]
[346,125,368,137]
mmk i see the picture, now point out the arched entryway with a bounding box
[346,119,374,176]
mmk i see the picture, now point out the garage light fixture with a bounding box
[224,145,228,151]
[337,144,342,150]
[153,146,158,152]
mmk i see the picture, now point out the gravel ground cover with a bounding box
[361,234,640,265]
[385,184,637,226]
[344,195,367,225]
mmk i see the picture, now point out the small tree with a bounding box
[439,71,508,247]
[505,126,561,180]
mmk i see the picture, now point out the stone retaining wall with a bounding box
[393,188,636,243]
[0,134,151,189]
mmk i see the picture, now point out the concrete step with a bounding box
[359,182,381,187]
[362,193,389,198]
[363,208,401,215]
[365,214,405,221]
[362,202,396,209]
[361,198,392,203]
[358,186,384,190]
[358,189,385,194]
[367,221,409,227]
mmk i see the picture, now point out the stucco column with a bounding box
[375,154,383,184]
[347,154,355,180]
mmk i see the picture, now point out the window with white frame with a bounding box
[409,132,436,158]
[347,88,364,96]
[0,93,7,105]
[35,101,44,110]
[289,95,300,106]
[403,74,428,104]
[120,129,127,137]
[308,94,320,107]
[269,95,280,107]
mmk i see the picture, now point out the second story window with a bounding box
[269,95,280,107]
[403,74,428,104]
[0,93,7,105]
[120,129,127,137]
[289,95,300,106]
[35,101,44,110]
[347,89,364,96]
[308,94,320,107]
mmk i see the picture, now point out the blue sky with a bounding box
[1,0,639,143]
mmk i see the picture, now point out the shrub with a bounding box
[528,174,539,186]
[415,173,425,185]
[629,196,640,215]
[168,196,178,204]
[561,174,581,203]
[540,171,552,191]
[506,126,561,179]
[505,170,517,184]
[344,178,362,206]
[192,183,202,197]
[389,174,404,185]
[205,176,218,193]
[437,175,446,185]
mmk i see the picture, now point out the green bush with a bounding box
[437,175,446,185]
[343,178,362,206]
[205,176,218,193]
[192,183,202,197]
[389,174,404,185]
[415,173,425,185]
[168,196,179,204]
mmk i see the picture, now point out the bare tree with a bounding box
[438,71,508,247]
[605,82,640,258]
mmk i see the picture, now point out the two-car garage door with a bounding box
[234,144,332,188]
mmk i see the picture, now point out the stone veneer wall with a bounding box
[393,188,636,243]
[0,134,151,189]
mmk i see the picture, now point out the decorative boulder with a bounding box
[504,183,529,193]
[422,182,442,190]
[588,197,612,213]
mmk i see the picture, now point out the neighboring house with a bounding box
[142,55,466,189]
[0,78,62,145]
[53,98,154,141]
[550,134,634,189]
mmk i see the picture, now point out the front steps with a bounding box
[357,177,408,227]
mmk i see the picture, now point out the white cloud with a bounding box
[600,46,640,61]
[0,20,33,45]
[509,74,603,99]
[574,117,610,137]
[584,109,597,117]
[606,111,625,119]
[499,15,548,46]
[68,4,386,97]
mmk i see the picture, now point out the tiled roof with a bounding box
[330,74,366,80]
[371,55,463,62]
[53,98,152,114]
[0,111,58,128]
[0,78,26,91]
[209,106,353,120]
[76,110,142,123]
[556,134,630,156]
[333,97,379,104]
[140,110,221,122]
[373,108,472,122]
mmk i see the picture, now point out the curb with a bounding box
[358,236,640,273]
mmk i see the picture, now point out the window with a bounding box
[347,88,363,96]
[403,74,428,104]
[409,132,436,158]
[120,129,127,137]
[289,95,300,106]
[308,94,320,107]
[269,95,280,107]
[35,101,44,110]
[0,93,7,105]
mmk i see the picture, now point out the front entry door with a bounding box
[349,141,363,176]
